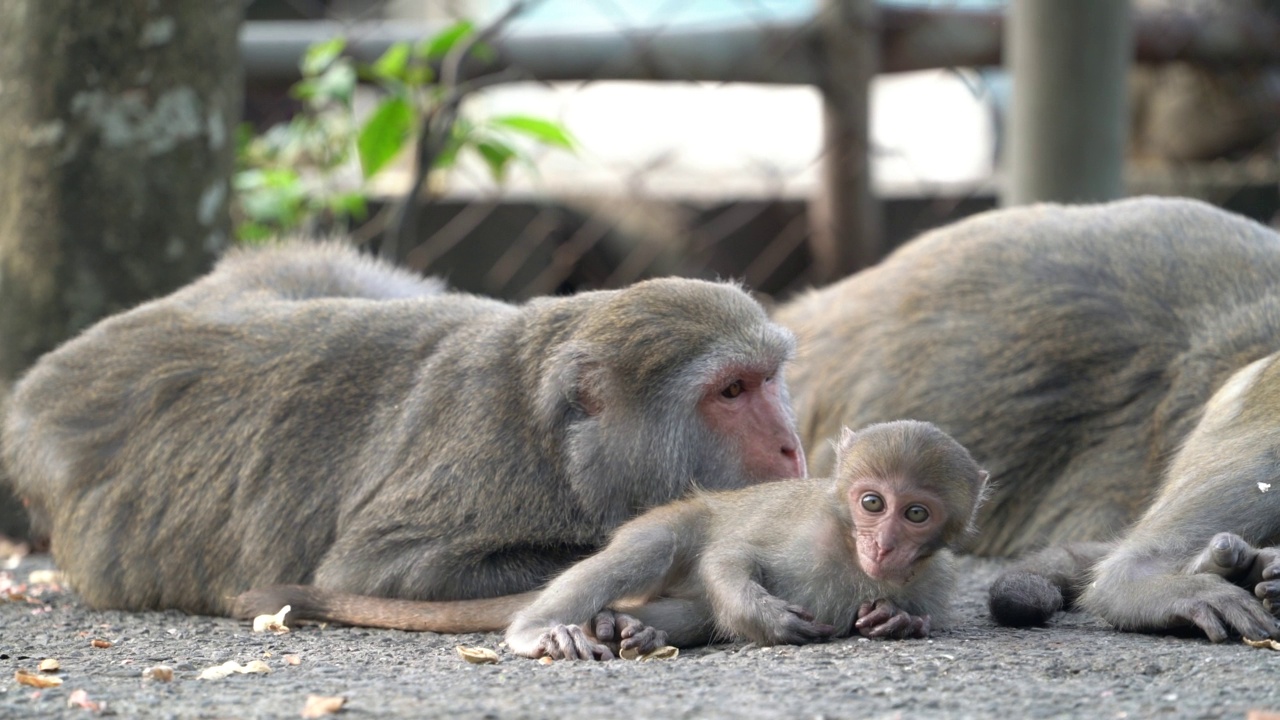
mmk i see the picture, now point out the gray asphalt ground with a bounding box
[3,552,1280,719]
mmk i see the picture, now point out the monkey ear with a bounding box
[831,426,858,476]
[537,342,605,430]
[836,426,858,451]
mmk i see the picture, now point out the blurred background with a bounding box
[1,0,1279,537]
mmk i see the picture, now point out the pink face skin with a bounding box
[847,478,948,584]
[698,368,807,482]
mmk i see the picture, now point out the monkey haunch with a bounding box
[505,420,988,660]
[2,242,806,618]
[775,196,1280,641]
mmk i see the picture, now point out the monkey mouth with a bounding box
[857,551,915,586]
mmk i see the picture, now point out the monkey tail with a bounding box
[986,541,1115,627]
[230,585,539,633]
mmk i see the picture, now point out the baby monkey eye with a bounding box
[904,504,930,523]
[721,380,746,399]
[860,493,885,513]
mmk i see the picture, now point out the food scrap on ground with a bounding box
[252,605,291,634]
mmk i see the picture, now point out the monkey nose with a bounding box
[783,444,807,478]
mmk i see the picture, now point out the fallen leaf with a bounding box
[1245,637,1280,651]
[619,645,680,662]
[27,569,64,585]
[38,658,60,672]
[90,639,112,649]
[15,669,63,688]
[301,694,346,718]
[253,605,291,634]
[67,689,103,712]
[142,665,174,682]
[537,656,554,665]
[198,660,272,680]
[456,645,500,664]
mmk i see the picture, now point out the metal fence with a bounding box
[240,0,1280,301]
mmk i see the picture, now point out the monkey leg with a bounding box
[505,522,684,660]
[987,542,1115,627]
[855,599,930,639]
[1081,524,1280,641]
[615,597,716,649]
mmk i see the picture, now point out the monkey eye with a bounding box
[721,380,746,399]
[904,504,930,523]
[860,493,885,513]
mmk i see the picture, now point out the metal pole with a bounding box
[1003,0,1132,206]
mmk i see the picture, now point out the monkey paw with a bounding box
[590,610,670,655]
[530,624,615,661]
[751,599,837,646]
[1190,532,1280,611]
[855,599,930,639]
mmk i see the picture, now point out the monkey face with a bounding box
[846,478,948,585]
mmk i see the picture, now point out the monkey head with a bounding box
[833,421,988,585]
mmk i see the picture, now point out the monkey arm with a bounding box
[505,522,682,660]
[700,548,836,647]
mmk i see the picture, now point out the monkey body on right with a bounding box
[775,196,1280,641]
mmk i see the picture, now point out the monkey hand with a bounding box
[1187,532,1280,617]
[855,599,931,639]
[750,597,837,646]
[590,610,669,656]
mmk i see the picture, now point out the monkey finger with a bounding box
[1209,532,1254,572]
[1258,551,1280,582]
[619,625,670,654]
[549,624,611,661]
[862,612,910,639]
[915,614,932,638]
[784,604,817,622]
[591,611,618,642]
[855,605,894,629]
[1255,580,1280,603]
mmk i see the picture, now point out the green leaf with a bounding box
[357,96,415,178]
[489,115,576,150]
[474,138,518,183]
[371,42,411,82]
[235,168,305,225]
[327,192,369,221]
[302,38,347,77]
[236,221,274,244]
[316,62,358,105]
[418,20,474,60]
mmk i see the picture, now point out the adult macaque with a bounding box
[3,241,806,624]
[504,420,988,660]
[775,196,1280,641]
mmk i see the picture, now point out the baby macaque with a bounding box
[505,420,989,660]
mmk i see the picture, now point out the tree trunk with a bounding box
[0,0,242,537]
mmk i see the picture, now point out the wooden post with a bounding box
[809,0,881,283]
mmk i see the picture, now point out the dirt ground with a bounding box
[3,553,1280,719]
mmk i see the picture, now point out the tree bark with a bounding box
[0,0,242,537]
